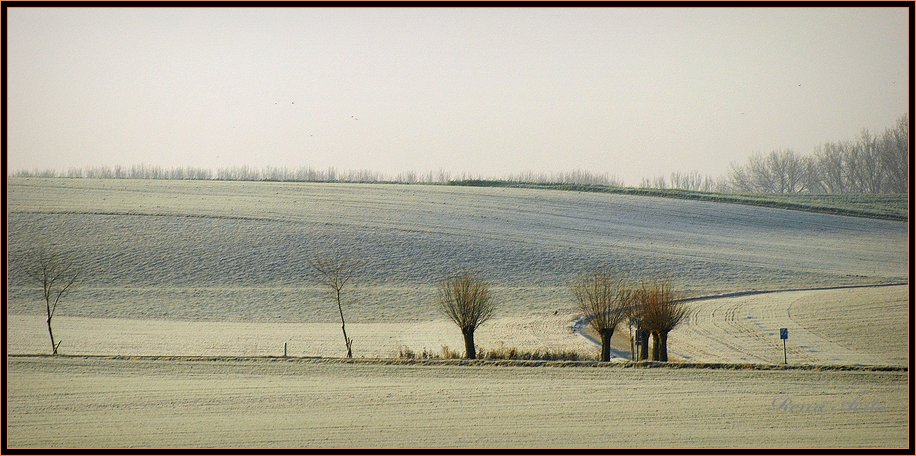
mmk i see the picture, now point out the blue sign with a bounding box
[780,328,788,340]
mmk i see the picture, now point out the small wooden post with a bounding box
[284,342,288,358]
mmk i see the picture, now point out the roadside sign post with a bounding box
[779,328,788,364]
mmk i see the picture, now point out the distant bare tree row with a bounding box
[501,170,624,187]
[727,149,815,194]
[639,170,725,192]
[727,115,908,194]
[216,165,391,183]
[13,115,905,193]
[13,164,215,180]
[13,164,624,187]
[13,164,384,182]
[637,115,908,194]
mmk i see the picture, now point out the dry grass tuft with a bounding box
[477,345,595,361]
[397,346,441,360]
[441,345,463,359]
[396,344,593,361]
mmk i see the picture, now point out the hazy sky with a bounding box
[7,7,909,184]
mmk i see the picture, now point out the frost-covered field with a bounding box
[8,286,907,367]
[6,178,909,449]
[7,357,907,449]
[670,285,909,366]
[7,178,906,322]
[7,313,592,358]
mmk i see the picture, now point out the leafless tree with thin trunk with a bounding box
[573,271,633,362]
[436,272,495,359]
[309,255,362,358]
[19,246,81,355]
[634,280,688,362]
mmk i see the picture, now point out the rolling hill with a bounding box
[7,177,906,323]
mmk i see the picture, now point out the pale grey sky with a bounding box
[7,7,909,184]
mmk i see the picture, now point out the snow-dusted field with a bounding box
[670,285,908,366]
[7,356,907,449]
[7,178,906,322]
[6,178,908,449]
[9,286,906,367]
[8,312,592,358]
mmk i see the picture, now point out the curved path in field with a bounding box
[573,282,908,365]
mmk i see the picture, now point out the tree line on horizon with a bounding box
[725,114,908,194]
[11,115,907,194]
[10,164,624,187]
[640,114,908,194]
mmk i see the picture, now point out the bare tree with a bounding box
[309,255,362,358]
[19,246,81,355]
[573,271,633,362]
[879,114,908,193]
[634,280,688,362]
[768,149,809,193]
[729,152,777,193]
[729,149,813,194]
[436,273,496,359]
[847,129,885,194]
[812,141,849,194]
